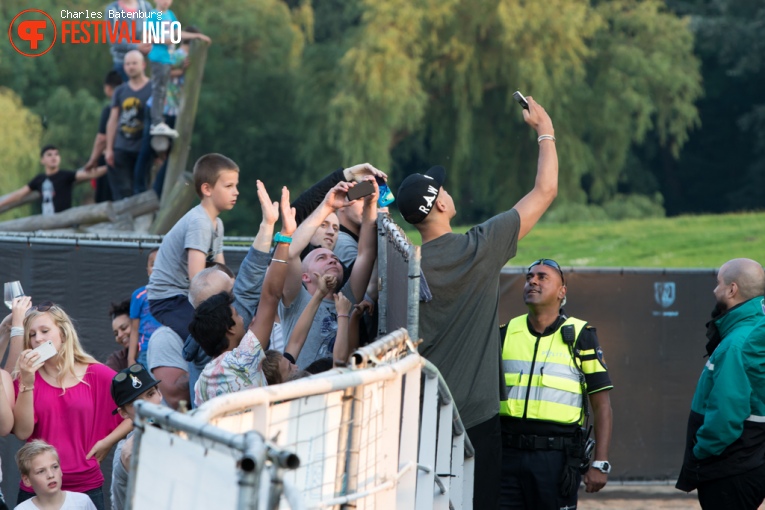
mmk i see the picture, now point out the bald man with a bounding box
[105,49,152,199]
[677,258,765,509]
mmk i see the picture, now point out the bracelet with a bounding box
[273,233,292,244]
[337,314,350,319]
[19,382,34,393]
[538,134,556,144]
[11,326,24,337]
[271,258,288,264]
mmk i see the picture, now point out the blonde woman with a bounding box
[11,298,131,510]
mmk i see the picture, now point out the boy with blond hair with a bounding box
[15,440,96,509]
[147,153,239,340]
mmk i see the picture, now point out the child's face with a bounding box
[147,251,157,277]
[119,386,163,420]
[39,149,60,169]
[112,314,131,347]
[207,169,239,212]
[22,451,62,496]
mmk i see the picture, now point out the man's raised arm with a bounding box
[512,96,558,240]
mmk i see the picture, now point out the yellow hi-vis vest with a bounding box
[499,315,588,425]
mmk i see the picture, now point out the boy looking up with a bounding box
[147,153,238,340]
[15,440,97,510]
[109,364,163,510]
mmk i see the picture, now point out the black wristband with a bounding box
[283,352,296,365]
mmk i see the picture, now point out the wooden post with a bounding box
[149,39,209,234]
[0,191,158,232]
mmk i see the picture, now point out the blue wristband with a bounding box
[273,233,292,244]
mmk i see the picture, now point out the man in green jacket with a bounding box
[676,258,765,509]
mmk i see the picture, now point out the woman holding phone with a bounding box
[10,298,131,510]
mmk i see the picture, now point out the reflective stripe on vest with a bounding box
[499,315,588,425]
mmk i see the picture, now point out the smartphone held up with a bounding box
[513,90,529,110]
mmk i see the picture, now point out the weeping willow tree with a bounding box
[293,0,702,222]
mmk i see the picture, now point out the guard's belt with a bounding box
[503,434,576,451]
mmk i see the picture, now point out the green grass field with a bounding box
[402,211,765,269]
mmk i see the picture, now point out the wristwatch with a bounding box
[591,460,611,474]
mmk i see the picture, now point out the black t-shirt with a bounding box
[27,170,77,213]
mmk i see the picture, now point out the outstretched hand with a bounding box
[257,180,279,226]
[324,182,353,211]
[11,296,32,327]
[522,96,554,136]
[343,163,387,183]
[279,186,297,236]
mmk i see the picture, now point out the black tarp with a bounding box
[0,235,727,502]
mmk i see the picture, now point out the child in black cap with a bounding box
[109,364,163,510]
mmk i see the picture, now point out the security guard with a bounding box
[500,259,613,510]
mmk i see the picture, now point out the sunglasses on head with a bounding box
[25,301,55,317]
[114,364,145,383]
[528,259,565,283]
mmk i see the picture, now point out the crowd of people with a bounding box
[3,3,764,510]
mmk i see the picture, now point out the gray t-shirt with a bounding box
[147,204,224,300]
[147,326,187,373]
[333,232,358,267]
[111,81,152,153]
[111,431,134,510]
[279,283,356,369]
[418,209,520,429]
[147,326,187,407]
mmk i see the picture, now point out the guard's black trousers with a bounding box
[500,444,580,510]
[697,463,765,510]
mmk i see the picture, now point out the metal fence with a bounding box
[129,329,475,509]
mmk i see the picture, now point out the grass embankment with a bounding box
[402,211,765,268]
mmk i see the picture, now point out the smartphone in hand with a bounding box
[513,90,529,110]
[346,181,375,201]
[32,341,58,365]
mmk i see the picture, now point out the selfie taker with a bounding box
[396,94,558,509]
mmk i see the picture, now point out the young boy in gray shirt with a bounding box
[147,153,240,339]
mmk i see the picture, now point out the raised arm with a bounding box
[282,182,356,306]
[251,187,297,349]
[348,179,378,302]
[291,164,386,224]
[285,275,336,360]
[512,96,558,240]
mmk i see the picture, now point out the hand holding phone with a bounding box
[32,341,58,366]
[513,90,529,110]
[346,180,375,201]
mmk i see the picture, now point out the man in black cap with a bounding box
[109,364,163,510]
[396,96,558,509]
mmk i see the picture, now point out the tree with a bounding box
[0,88,43,220]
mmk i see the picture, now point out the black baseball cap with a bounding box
[396,166,446,224]
[111,364,160,414]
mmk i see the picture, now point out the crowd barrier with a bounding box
[128,330,474,509]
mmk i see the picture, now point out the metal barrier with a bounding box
[376,213,421,341]
[128,329,474,509]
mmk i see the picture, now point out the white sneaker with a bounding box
[150,122,179,138]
